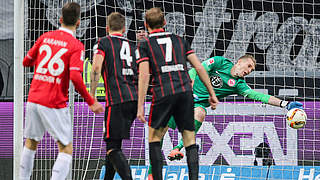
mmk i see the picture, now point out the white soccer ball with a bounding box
[286,108,307,129]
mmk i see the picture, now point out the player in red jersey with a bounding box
[20,3,104,180]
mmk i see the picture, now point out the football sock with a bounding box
[174,120,202,150]
[108,149,132,180]
[149,142,163,180]
[20,147,36,180]
[51,152,72,180]
[148,138,163,175]
[186,144,199,180]
[104,154,116,180]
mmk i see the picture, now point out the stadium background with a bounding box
[0,0,319,179]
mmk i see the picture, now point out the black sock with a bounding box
[149,142,163,180]
[186,144,199,180]
[108,149,133,180]
[104,154,116,180]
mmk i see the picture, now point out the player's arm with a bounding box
[136,42,150,123]
[187,54,213,96]
[90,54,103,97]
[137,61,150,123]
[266,95,303,110]
[70,49,104,113]
[188,57,215,80]
[90,40,105,97]
[240,86,303,110]
[70,70,94,105]
[187,53,219,109]
[23,35,43,67]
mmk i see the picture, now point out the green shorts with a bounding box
[167,101,208,130]
[194,100,208,114]
[167,116,177,129]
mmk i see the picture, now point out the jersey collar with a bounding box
[109,33,123,37]
[59,27,75,36]
[150,28,165,34]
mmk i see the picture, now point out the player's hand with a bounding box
[89,100,104,114]
[208,95,219,110]
[137,105,146,123]
[286,101,304,110]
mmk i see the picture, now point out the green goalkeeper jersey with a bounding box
[189,56,271,104]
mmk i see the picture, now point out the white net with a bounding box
[22,0,320,179]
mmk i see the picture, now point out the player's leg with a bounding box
[99,135,117,180]
[169,104,207,161]
[20,102,45,180]
[101,132,116,180]
[167,116,184,161]
[148,126,167,180]
[174,118,203,150]
[105,139,132,180]
[36,104,73,180]
[174,92,199,180]
[181,130,199,180]
[103,153,115,180]
[20,139,39,180]
[103,102,137,180]
[51,142,73,180]
[147,126,167,180]
[148,95,174,180]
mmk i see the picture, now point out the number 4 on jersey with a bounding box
[120,41,132,66]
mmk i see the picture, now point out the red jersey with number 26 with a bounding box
[23,28,85,108]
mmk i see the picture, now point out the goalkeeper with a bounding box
[167,54,304,161]
[146,54,304,179]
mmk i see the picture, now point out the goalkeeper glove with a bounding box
[280,101,304,110]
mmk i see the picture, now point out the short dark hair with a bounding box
[107,12,125,31]
[145,8,165,29]
[62,2,80,26]
[239,54,256,67]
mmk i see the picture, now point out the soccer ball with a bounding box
[286,108,307,129]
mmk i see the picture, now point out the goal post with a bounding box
[13,0,24,179]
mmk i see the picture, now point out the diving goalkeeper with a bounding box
[146,54,304,179]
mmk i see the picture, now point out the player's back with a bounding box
[26,28,84,108]
[138,30,193,99]
[97,34,138,106]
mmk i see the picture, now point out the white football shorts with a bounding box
[24,102,72,146]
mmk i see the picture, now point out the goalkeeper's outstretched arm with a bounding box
[243,89,304,110]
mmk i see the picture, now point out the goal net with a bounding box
[20,0,320,179]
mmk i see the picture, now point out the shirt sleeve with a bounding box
[202,56,225,72]
[70,70,95,106]
[70,44,85,72]
[184,39,195,56]
[23,35,44,67]
[93,38,106,58]
[136,40,150,64]
[188,56,216,80]
[237,80,271,104]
